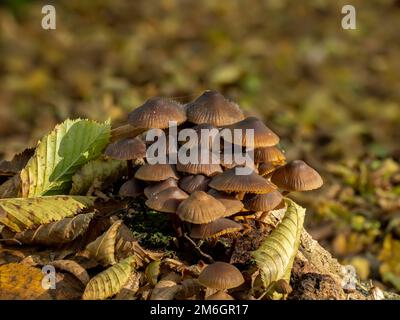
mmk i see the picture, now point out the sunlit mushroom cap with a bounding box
[243,190,283,212]
[270,160,323,191]
[207,189,244,216]
[209,167,277,194]
[206,291,235,300]
[254,146,286,164]
[104,137,146,160]
[190,218,243,240]
[176,191,226,224]
[144,177,178,198]
[128,97,186,129]
[119,178,143,198]
[135,163,179,182]
[176,147,223,177]
[179,175,210,194]
[145,187,188,213]
[198,261,244,290]
[186,90,244,126]
[223,116,280,148]
[258,162,277,177]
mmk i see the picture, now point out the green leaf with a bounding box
[70,158,126,195]
[252,199,305,289]
[82,256,136,300]
[20,119,111,197]
[0,196,95,232]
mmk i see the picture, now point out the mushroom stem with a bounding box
[110,124,144,142]
[126,160,134,179]
[183,233,215,263]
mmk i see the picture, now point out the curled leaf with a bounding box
[252,199,305,289]
[0,196,94,232]
[50,260,90,286]
[0,148,34,176]
[82,256,136,300]
[145,260,161,286]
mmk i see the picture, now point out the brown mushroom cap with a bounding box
[176,147,223,177]
[223,116,280,148]
[176,191,226,224]
[198,262,244,290]
[186,90,244,126]
[119,178,143,198]
[206,291,235,300]
[207,189,244,216]
[144,177,178,198]
[254,146,286,164]
[243,190,283,212]
[190,218,243,240]
[135,163,179,182]
[128,97,186,129]
[209,167,277,194]
[104,137,146,160]
[179,175,210,194]
[145,187,188,213]
[270,160,323,191]
[258,162,277,177]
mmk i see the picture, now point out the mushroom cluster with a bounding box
[104,90,323,298]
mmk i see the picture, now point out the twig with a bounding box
[183,233,214,263]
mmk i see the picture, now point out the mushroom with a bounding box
[274,279,292,299]
[144,177,178,198]
[145,187,188,213]
[190,218,243,240]
[104,137,146,178]
[119,178,143,198]
[135,163,179,182]
[222,116,280,148]
[270,160,323,192]
[176,191,226,224]
[207,189,244,216]
[186,90,244,126]
[198,261,244,292]
[258,162,277,177]
[179,175,210,194]
[209,167,277,194]
[176,146,223,177]
[206,291,234,300]
[243,190,283,212]
[180,123,219,150]
[128,97,187,130]
[254,146,286,165]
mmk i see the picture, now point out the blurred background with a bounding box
[0,0,399,292]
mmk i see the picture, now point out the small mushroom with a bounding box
[176,191,226,224]
[145,187,188,213]
[270,160,323,192]
[254,146,286,165]
[190,218,243,240]
[186,90,244,126]
[198,261,244,291]
[258,162,277,177]
[144,177,178,198]
[179,175,210,194]
[135,163,179,182]
[243,190,283,212]
[207,189,244,216]
[223,116,280,148]
[119,178,143,198]
[206,291,234,300]
[128,97,187,129]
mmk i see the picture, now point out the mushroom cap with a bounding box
[119,178,143,198]
[270,160,323,191]
[190,218,243,240]
[198,261,244,290]
[176,191,226,224]
[223,116,280,148]
[206,291,235,300]
[209,167,277,194]
[254,146,286,164]
[176,147,223,177]
[186,90,244,126]
[243,190,283,212]
[179,175,210,194]
[128,97,186,129]
[207,189,244,216]
[104,137,146,160]
[135,163,179,182]
[144,177,178,198]
[274,279,293,295]
[145,187,188,213]
[258,162,277,177]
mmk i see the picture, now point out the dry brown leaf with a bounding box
[113,271,144,300]
[0,175,21,199]
[0,148,34,177]
[150,279,182,300]
[50,260,90,286]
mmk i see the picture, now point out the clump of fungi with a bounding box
[105,90,323,299]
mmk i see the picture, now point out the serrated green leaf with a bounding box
[20,119,111,197]
[82,256,136,300]
[70,158,126,195]
[252,199,305,289]
[0,196,95,232]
